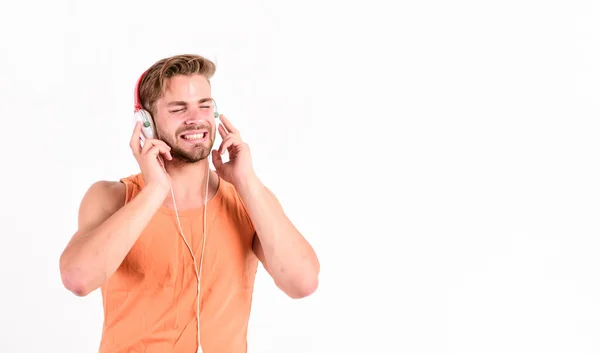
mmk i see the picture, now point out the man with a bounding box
[59,54,320,353]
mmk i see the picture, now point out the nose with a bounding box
[183,107,206,125]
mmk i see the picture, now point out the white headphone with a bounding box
[133,71,217,353]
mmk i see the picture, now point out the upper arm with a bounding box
[63,181,126,250]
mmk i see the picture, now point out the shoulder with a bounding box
[89,171,146,209]
[216,177,245,208]
[215,176,255,232]
[68,179,127,235]
[81,180,126,216]
[86,180,125,199]
[118,173,144,203]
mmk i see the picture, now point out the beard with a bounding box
[158,126,215,164]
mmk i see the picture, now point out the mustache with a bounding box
[176,124,213,135]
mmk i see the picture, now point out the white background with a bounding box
[0,0,599,352]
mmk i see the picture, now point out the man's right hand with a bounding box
[130,121,173,192]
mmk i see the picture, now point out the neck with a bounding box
[162,158,213,209]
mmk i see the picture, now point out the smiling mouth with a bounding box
[181,132,208,141]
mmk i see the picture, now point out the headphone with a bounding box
[133,69,215,353]
[133,70,219,143]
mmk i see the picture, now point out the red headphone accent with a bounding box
[134,70,148,112]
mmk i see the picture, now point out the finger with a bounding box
[144,141,172,160]
[151,139,172,152]
[146,145,163,159]
[218,136,236,155]
[211,149,223,169]
[141,139,157,155]
[130,122,143,156]
[147,145,173,161]
[162,150,173,160]
[219,115,239,135]
[142,139,170,155]
[218,123,228,139]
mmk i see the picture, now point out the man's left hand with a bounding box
[212,115,257,187]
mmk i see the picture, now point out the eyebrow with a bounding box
[167,98,212,107]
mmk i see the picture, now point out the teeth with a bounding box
[183,133,205,140]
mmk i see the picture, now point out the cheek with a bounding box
[155,123,176,142]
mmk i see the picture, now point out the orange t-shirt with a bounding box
[98,173,259,353]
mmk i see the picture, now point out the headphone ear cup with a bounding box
[134,109,156,139]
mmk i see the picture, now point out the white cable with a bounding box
[162,156,209,353]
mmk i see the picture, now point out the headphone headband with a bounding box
[134,70,148,112]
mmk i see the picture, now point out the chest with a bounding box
[112,208,256,292]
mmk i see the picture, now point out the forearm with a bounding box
[60,185,167,296]
[236,176,320,297]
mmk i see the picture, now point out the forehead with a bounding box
[161,74,211,101]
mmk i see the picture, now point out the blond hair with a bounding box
[138,54,216,114]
